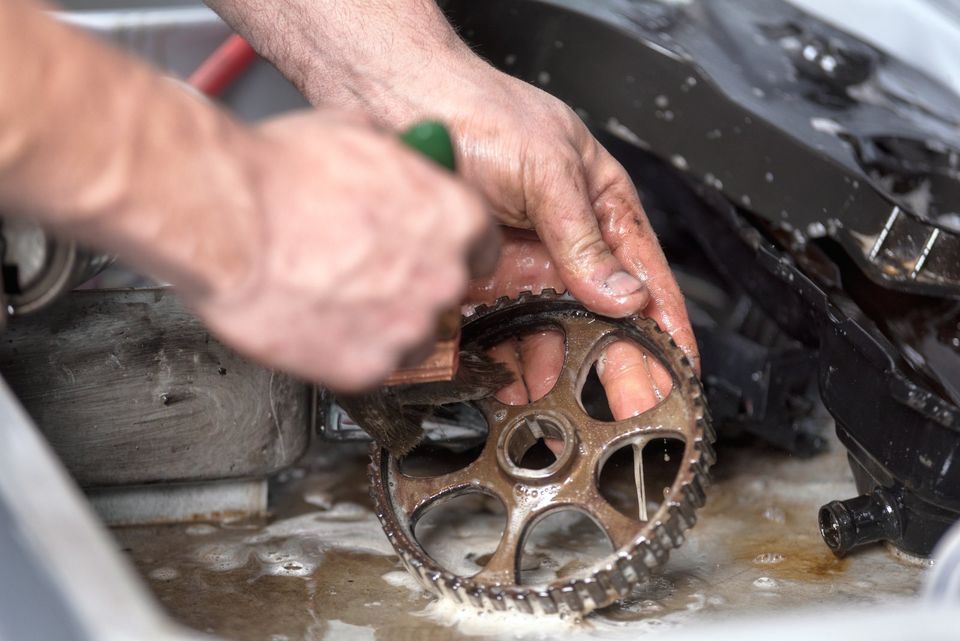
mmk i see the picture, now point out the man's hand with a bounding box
[468,230,675,455]
[190,111,493,390]
[0,0,493,391]
[206,0,699,371]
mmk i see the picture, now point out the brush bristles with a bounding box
[338,350,515,457]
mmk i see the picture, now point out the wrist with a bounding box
[214,0,488,126]
[78,85,265,302]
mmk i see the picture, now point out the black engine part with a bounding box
[443,0,960,558]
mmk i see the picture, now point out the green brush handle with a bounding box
[400,120,456,172]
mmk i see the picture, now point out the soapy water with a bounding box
[116,440,927,641]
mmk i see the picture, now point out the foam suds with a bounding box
[194,502,394,576]
[416,597,582,639]
[381,571,423,593]
[322,619,375,640]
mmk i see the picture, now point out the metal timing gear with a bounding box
[369,290,715,614]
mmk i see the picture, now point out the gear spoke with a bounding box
[556,315,618,386]
[580,488,644,550]
[473,506,529,584]
[390,461,486,519]
[578,389,691,451]
[475,396,523,441]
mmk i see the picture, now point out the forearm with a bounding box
[205,0,485,124]
[0,0,258,295]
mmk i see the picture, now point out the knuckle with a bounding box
[565,230,610,265]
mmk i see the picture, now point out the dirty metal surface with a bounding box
[113,432,925,641]
[0,288,310,487]
[369,294,713,613]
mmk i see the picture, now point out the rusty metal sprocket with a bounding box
[369,290,715,614]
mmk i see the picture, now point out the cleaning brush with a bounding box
[337,121,512,456]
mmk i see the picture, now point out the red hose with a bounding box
[188,34,257,97]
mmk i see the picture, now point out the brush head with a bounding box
[337,350,515,457]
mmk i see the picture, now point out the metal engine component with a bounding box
[368,292,714,614]
[0,218,109,319]
[438,0,960,559]
[0,287,311,523]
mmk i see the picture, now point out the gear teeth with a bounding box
[698,413,717,443]
[581,577,608,608]
[513,593,534,614]
[548,585,579,612]
[699,439,717,466]
[368,293,714,615]
[684,473,708,508]
[532,590,557,615]
[670,501,697,530]
[465,588,484,609]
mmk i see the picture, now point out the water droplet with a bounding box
[504,54,517,66]
[195,543,251,572]
[763,506,786,523]
[554,40,564,49]
[753,552,785,565]
[655,95,670,108]
[807,221,827,237]
[537,71,551,85]
[671,154,689,170]
[185,524,217,536]
[148,567,179,581]
[753,576,779,589]
[765,172,774,183]
[752,87,766,98]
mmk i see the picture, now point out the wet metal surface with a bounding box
[369,298,712,612]
[113,435,925,640]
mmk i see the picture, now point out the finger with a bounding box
[486,339,528,405]
[597,341,671,420]
[466,221,502,278]
[517,329,566,455]
[518,330,565,402]
[525,150,649,317]
[588,145,700,373]
[466,227,565,305]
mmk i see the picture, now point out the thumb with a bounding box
[527,154,649,317]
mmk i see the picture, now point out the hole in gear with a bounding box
[597,437,686,521]
[518,439,557,470]
[520,509,614,585]
[397,402,488,479]
[414,491,507,577]
[641,438,685,514]
[582,340,674,422]
[504,416,565,471]
[484,328,565,406]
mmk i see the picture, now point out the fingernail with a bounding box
[604,271,644,296]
